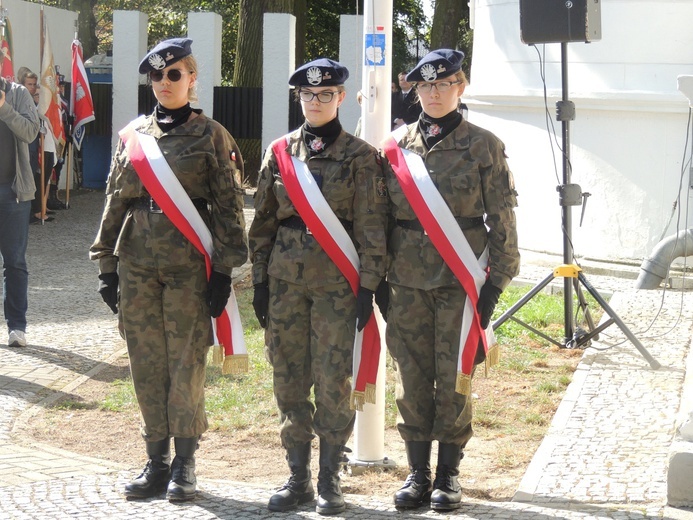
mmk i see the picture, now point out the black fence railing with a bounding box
[85,84,302,141]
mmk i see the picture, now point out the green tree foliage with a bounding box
[33,0,436,85]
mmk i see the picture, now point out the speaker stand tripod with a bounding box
[492,42,660,370]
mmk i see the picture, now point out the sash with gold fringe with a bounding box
[382,128,497,395]
[272,136,381,411]
[119,117,247,375]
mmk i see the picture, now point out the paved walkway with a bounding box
[1,189,692,519]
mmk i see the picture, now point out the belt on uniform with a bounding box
[396,216,484,233]
[131,196,209,214]
[279,214,353,235]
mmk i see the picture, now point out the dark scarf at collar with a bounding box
[418,109,462,149]
[155,102,193,133]
[302,118,342,156]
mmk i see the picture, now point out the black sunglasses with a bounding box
[149,69,188,83]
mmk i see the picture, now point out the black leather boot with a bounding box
[430,443,463,511]
[316,440,346,515]
[166,437,198,502]
[268,442,314,511]
[123,438,171,499]
[393,441,432,508]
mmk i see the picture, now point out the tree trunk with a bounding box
[430,0,464,50]
[71,0,98,59]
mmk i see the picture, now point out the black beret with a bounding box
[288,58,349,87]
[139,38,193,74]
[405,49,465,83]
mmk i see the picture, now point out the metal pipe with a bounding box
[635,229,693,289]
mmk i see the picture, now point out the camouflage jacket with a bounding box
[89,111,248,275]
[249,127,388,291]
[385,120,520,291]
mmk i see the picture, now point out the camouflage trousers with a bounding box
[266,276,356,449]
[386,282,474,447]
[119,258,211,442]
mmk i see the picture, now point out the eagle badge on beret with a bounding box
[148,53,166,70]
[307,67,322,85]
[420,63,437,81]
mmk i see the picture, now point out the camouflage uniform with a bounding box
[90,112,248,441]
[385,120,520,446]
[249,127,388,449]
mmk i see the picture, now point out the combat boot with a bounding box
[123,438,171,499]
[393,440,432,508]
[430,443,463,511]
[316,440,346,515]
[166,437,198,502]
[268,442,314,511]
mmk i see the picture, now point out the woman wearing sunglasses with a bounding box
[90,38,248,502]
[381,49,520,511]
[249,58,387,515]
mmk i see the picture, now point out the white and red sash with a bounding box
[382,127,497,395]
[271,136,381,411]
[119,117,247,375]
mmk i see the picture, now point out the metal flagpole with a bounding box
[39,2,46,223]
[65,20,78,209]
[350,0,396,472]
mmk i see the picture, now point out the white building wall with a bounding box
[466,0,693,263]
[4,0,77,82]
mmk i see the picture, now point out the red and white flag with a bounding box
[38,19,65,152]
[1,16,15,82]
[70,39,94,151]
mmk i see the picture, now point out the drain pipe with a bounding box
[635,229,693,289]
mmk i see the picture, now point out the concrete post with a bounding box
[262,13,295,154]
[112,10,148,153]
[188,11,222,116]
[339,15,364,136]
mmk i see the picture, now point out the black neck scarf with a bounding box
[418,109,462,149]
[303,118,342,156]
[155,102,193,133]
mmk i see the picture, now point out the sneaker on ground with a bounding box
[8,330,26,347]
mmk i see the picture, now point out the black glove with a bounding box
[356,286,374,332]
[477,279,503,329]
[207,270,232,318]
[253,283,270,328]
[374,277,389,322]
[97,272,119,314]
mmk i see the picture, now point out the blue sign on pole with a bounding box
[364,34,386,66]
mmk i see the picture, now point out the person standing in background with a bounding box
[0,55,40,348]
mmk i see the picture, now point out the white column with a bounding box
[188,11,222,116]
[339,15,364,136]
[112,10,148,153]
[352,0,393,467]
[262,13,295,153]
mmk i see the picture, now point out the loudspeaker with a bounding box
[519,0,601,45]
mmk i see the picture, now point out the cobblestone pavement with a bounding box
[0,189,691,519]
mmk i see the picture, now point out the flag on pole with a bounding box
[38,18,65,153]
[0,15,14,81]
[70,39,94,151]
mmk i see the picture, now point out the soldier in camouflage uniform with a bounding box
[89,39,247,503]
[381,49,520,511]
[249,59,387,515]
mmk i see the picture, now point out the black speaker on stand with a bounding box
[493,1,660,369]
[520,0,601,45]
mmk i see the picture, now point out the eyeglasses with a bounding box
[149,69,189,83]
[298,90,340,103]
[415,81,462,93]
